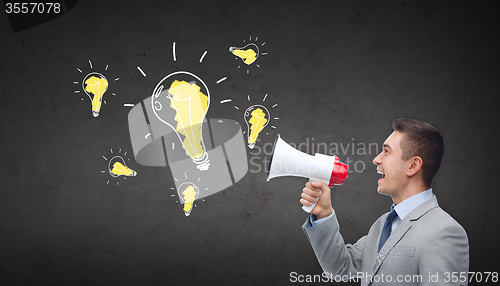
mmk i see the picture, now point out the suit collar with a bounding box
[371,196,439,276]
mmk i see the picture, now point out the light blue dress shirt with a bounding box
[308,189,434,229]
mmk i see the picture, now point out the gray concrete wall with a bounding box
[1,0,499,285]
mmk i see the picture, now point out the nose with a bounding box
[373,152,382,166]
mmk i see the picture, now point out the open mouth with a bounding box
[377,169,385,179]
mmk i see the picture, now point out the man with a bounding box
[301,118,469,285]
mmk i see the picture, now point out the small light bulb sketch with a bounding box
[229,43,259,65]
[108,156,137,177]
[83,72,108,117]
[177,182,200,216]
[102,149,135,185]
[244,105,270,149]
[229,36,267,74]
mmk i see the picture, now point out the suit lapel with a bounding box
[371,196,439,275]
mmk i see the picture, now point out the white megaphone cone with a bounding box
[266,134,349,213]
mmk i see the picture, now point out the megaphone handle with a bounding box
[302,189,321,213]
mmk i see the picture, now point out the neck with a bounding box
[392,182,428,205]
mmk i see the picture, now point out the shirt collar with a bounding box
[392,188,433,220]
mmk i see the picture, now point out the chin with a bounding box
[377,186,390,196]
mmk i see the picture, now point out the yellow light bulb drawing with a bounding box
[244,105,270,149]
[108,156,137,177]
[82,72,108,117]
[152,71,210,171]
[229,43,259,65]
[178,182,199,216]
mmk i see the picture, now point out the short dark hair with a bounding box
[392,118,444,188]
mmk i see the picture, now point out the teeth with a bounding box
[377,170,384,175]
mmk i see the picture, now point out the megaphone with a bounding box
[266,134,348,213]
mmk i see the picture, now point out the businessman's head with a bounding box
[373,118,444,203]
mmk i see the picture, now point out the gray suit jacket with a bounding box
[302,196,469,285]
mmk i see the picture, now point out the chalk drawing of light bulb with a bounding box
[229,43,259,65]
[244,105,270,149]
[152,71,210,171]
[177,182,200,216]
[108,155,137,177]
[82,72,108,117]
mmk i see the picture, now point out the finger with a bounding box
[302,186,320,197]
[300,198,313,207]
[305,181,321,192]
[301,192,318,203]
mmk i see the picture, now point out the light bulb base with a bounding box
[92,111,99,117]
[193,152,210,171]
[248,142,255,149]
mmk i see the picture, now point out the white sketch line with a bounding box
[216,77,227,84]
[247,95,250,101]
[137,66,146,77]
[262,52,268,55]
[263,94,268,101]
[145,133,151,139]
[115,78,119,81]
[184,173,187,179]
[199,51,207,63]
[220,99,232,104]
[174,178,178,182]
[274,117,279,120]
[272,104,278,108]
[172,142,175,149]
[255,36,258,41]
[74,91,80,93]
[105,64,109,70]
[256,64,261,68]
[73,81,78,84]
[173,42,176,61]
[124,103,134,107]
[102,156,108,160]
[77,68,82,73]
[271,126,276,129]
[234,106,239,110]
[261,42,266,46]
[88,60,92,68]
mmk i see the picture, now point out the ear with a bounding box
[407,156,423,177]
